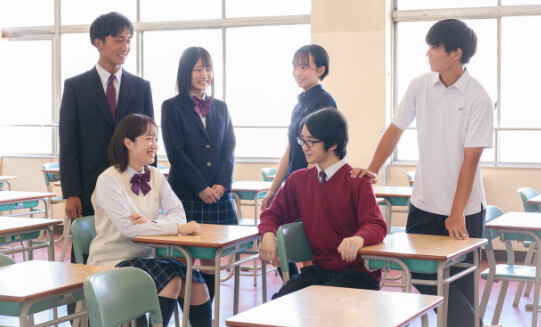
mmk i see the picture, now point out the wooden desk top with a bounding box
[132,224,260,249]
[527,194,541,205]
[0,176,17,181]
[485,211,541,232]
[372,186,412,198]
[0,261,113,302]
[358,233,487,261]
[0,191,56,203]
[225,285,443,327]
[232,181,272,192]
[41,168,60,173]
[0,217,62,234]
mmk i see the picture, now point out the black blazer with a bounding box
[59,67,154,210]
[161,94,235,201]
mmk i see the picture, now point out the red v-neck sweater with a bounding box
[258,163,387,283]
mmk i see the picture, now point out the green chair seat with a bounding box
[481,264,537,281]
[390,226,406,234]
[379,197,409,206]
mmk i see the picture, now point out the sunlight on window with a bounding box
[397,0,495,10]
[140,0,221,21]
[0,0,53,27]
[226,0,310,18]
[61,0,136,25]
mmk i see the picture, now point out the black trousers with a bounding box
[272,265,380,300]
[406,204,485,327]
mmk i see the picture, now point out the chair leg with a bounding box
[524,248,537,297]
[514,244,536,306]
[480,275,495,319]
[60,217,71,262]
[492,280,509,325]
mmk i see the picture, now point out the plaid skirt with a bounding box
[116,257,205,293]
[182,198,238,225]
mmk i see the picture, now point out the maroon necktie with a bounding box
[130,170,151,196]
[192,95,211,117]
[319,170,327,184]
[106,75,117,122]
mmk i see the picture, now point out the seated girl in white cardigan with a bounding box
[88,113,211,327]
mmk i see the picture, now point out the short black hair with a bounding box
[292,44,330,81]
[425,19,477,64]
[108,114,157,172]
[301,107,348,159]
[89,12,134,47]
[176,47,215,100]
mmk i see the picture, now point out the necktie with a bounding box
[319,170,327,184]
[106,75,117,122]
[192,95,211,117]
[130,170,151,195]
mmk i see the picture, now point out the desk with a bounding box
[372,186,412,234]
[231,181,272,225]
[0,217,62,261]
[485,211,541,327]
[226,285,443,327]
[132,224,263,327]
[0,260,113,327]
[359,233,486,327]
[527,194,541,207]
[0,191,56,218]
[0,176,17,190]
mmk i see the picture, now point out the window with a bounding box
[392,2,541,165]
[0,1,310,159]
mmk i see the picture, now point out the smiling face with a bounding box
[124,123,158,172]
[292,53,325,92]
[95,27,131,74]
[300,125,337,170]
[190,58,213,98]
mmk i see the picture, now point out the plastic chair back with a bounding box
[276,222,313,281]
[157,164,167,170]
[0,253,16,266]
[517,187,541,213]
[71,216,96,264]
[42,162,61,193]
[84,267,163,327]
[406,170,415,187]
[484,205,505,251]
[261,168,277,182]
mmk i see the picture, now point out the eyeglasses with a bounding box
[296,136,323,148]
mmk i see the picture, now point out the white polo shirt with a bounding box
[392,69,493,216]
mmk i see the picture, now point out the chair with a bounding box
[276,221,313,283]
[84,267,163,327]
[480,205,538,325]
[513,187,541,307]
[261,168,277,182]
[42,162,71,261]
[406,170,415,186]
[71,216,96,264]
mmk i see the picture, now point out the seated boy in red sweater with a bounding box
[258,107,387,299]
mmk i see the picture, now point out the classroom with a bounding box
[1,1,541,326]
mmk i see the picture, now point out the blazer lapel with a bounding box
[179,96,210,143]
[116,70,133,125]
[85,68,114,127]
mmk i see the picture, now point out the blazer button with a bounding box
[206,144,211,149]
[207,162,212,167]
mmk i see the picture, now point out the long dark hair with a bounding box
[108,114,157,172]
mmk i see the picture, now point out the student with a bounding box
[88,113,211,327]
[258,108,387,299]
[260,44,337,278]
[59,11,154,232]
[356,19,493,327]
[161,46,236,305]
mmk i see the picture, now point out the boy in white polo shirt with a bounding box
[356,19,493,327]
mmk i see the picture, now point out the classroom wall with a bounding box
[2,0,540,252]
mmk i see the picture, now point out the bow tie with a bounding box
[130,170,151,196]
[192,95,211,117]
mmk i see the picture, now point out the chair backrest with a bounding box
[261,168,277,182]
[276,222,313,276]
[157,163,167,170]
[84,267,163,327]
[0,253,16,266]
[517,187,541,213]
[71,216,96,264]
[406,171,415,187]
[42,162,61,192]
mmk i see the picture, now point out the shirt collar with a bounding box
[431,68,470,94]
[95,63,123,88]
[297,84,323,102]
[316,158,346,181]
[126,165,146,178]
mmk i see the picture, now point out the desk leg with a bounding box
[262,259,267,303]
[233,252,241,316]
[384,199,392,234]
[180,249,193,327]
[6,180,12,190]
[215,249,225,327]
[473,250,480,327]
[533,241,541,327]
[436,263,447,327]
[46,226,55,261]
[41,198,50,218]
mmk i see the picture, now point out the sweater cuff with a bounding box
[257,224,277,236]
